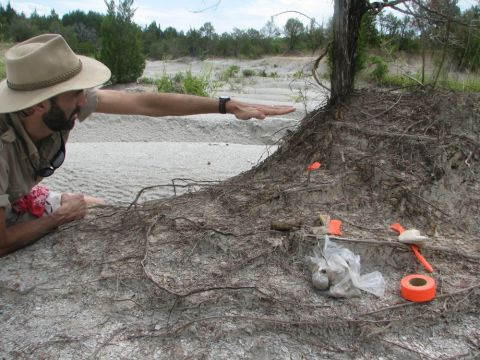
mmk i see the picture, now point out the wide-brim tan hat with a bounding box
[0,33,111,113]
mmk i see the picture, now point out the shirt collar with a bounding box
[7,113,41,162]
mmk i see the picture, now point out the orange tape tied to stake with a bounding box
[389,222,434,273]
[328,219,342,236]
[400,274,436,302]
[307,162,321,171]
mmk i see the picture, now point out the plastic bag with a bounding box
[305,236,385,298]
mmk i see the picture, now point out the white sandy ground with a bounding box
[43,56,329,204]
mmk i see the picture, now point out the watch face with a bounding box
[220,96,230,100]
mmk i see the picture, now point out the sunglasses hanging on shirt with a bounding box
[6,115,66,179]
[36,133,66,178]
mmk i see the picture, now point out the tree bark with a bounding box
[331,0,368,101]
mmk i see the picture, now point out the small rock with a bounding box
[312,271,329,290]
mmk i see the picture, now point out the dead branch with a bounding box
[330,121,439,142]
[312,44,332,93]
[89,327,126,359]
[305,234,403,247]
[172,314,392,336]
[401,186,452,217]
[381,339,436,359]
[366,94,403,120]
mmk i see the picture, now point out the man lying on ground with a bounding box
[0,34,296,256]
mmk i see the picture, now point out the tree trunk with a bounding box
[330,0,368,101]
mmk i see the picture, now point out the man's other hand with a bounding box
[52,193,88,225]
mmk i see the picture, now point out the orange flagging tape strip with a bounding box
[411,244,434,273]
[400,274,436,302]
[390,222,434,273]
[390,222,405,234]
[328,219,342,236]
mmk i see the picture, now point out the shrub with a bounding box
[156,74,178,93]
[293,69,306,79]
[182,70,209,96]
[257,69,268,77]
[369,56,388,84]
[0,58,5,80]
[437,77,480,92]
[147,68,219,97]
[242,69,256,77]
[381,74,418,87]
[137,77,156,85]
[220,65,240,80]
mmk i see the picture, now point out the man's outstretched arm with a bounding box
[0,194,87,257]
[95,90,296,120]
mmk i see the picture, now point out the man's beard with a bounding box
[42,100,80,132]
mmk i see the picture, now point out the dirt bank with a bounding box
[1,87,479,359]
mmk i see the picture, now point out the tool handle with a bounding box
[411,245,434,273]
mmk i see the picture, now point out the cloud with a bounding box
[8,1,51,15]
[132,0,334,32]
[60,0,106,13]
[8,0,106,16]
[133,5,218,31]
[203,0,334,32]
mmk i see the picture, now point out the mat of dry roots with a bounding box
[1,88,479,359]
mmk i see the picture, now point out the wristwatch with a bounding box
[219,96,231,114]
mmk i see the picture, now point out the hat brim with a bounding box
[0,55,111,113]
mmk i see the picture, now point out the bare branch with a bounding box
[191,0,221,13]
[367,0,410,13]
[394,0,480,27]
[272,10,322,28]
[313,43,332,93]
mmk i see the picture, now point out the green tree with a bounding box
[306,18,325,54]
[452,6,480,71]
[216,32,235,57]
[261,19,281,39]
[100,0,145,84]
[0,1,18,38]
[260,19,282,54]
[284,18,305,51]
[360,13,379,47]
[8,17,37,41]
[199,22,217,56]
[143,21,162,55]
[62,10,104,33]
[185,28,202,57]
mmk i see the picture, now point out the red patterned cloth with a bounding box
[12,185,50,218]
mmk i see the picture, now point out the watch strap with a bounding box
[219,96,230,114]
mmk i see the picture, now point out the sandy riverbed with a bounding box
[43,56,328,204]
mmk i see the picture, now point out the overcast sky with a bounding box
[4,0,478,34]
[2,0,335,33]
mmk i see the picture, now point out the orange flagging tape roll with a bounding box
[400,274,436,302]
